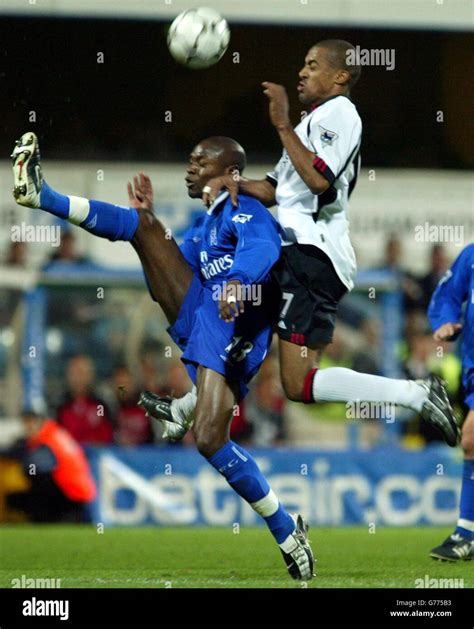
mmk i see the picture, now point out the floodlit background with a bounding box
[0,0,472,534]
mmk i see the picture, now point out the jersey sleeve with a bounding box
[179,216,204,277]
[265,161,279,187]
[225,197,281,285]
[308,101,362,186]
[428,245,472,332]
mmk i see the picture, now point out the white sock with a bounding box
[170,386,197,424]
[312,367,428,412]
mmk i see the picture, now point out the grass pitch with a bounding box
[0,525,472,589]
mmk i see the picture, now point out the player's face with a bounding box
[185,144,224,199]
[298,46,340,105]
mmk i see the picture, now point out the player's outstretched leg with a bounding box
[278,339,460,447]
[193,366,315,581]
[147,362,460,447]
[12,132,139,240]
[11,131,193,324]
[430,409,474,561]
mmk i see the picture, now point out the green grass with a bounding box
[0,525,472,589]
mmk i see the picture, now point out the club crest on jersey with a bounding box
[318,125,338,146]
[232,213,253,224]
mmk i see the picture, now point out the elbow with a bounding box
[309,179,330,196]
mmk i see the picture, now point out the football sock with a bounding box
[171,386,197,424]
[455,459,474,541]
[310,367,428,412]
[207,441,295,544]
[40,181,139,241]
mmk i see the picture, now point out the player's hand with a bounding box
[219,280,245,322]
[262,82,290,131]
[433,322,463,341]
[127,172,154,212]
[202,173,241,208]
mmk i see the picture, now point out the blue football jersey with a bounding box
[428,243,474,396]
[169,191,282,399]
[179,191,281,288]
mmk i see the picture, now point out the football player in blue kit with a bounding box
[11,132,315,581]
[428,244,474,561]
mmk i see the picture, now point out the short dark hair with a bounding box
[316,39,362,90]
[203,136,247,174]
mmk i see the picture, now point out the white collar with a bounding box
[206,190,230,215]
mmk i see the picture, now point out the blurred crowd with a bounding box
[47,351,286,449]
[1,231,465,448]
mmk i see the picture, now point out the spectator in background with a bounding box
[57,355,114,445]
[352,318,381,375]
[379,235,423,312]
[139,351,162,394]
[245,354,286,446]
[159,359,192,399]
[229,401,253,445]
[44,229,89,267]
[418,244,449,309]
[5,241,27,267]
[5,406,96,522]
[111,365,153,446]
[404,331,433,382]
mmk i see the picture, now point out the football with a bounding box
[167,7,230,69]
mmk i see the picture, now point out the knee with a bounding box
[193,422,225,459]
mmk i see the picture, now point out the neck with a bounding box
[311,89,348,108]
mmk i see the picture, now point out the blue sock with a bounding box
[455,459,474,541]
[207,441,295,544]
[39,181,139,241]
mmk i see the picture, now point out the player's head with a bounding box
[298,39,361,106]
[185,136,246,199]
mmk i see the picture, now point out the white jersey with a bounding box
[267,95,362,290]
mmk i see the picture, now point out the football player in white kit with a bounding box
[142,39,459,450]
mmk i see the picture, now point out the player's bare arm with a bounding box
[202,173,276,208]
[262,81,329,195]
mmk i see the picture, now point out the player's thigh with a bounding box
[192,366,238,456]
[132,210,194,323]
[461,410,474,455]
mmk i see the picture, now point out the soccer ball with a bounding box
[167,7,230,69]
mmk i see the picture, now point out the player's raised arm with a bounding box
[262,82,330,195]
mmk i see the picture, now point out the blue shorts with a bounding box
[168,276,274,399]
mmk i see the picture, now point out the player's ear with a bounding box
[334,69,350,87]
[228,166,240,181]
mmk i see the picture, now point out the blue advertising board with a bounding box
[86,446,463,527]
